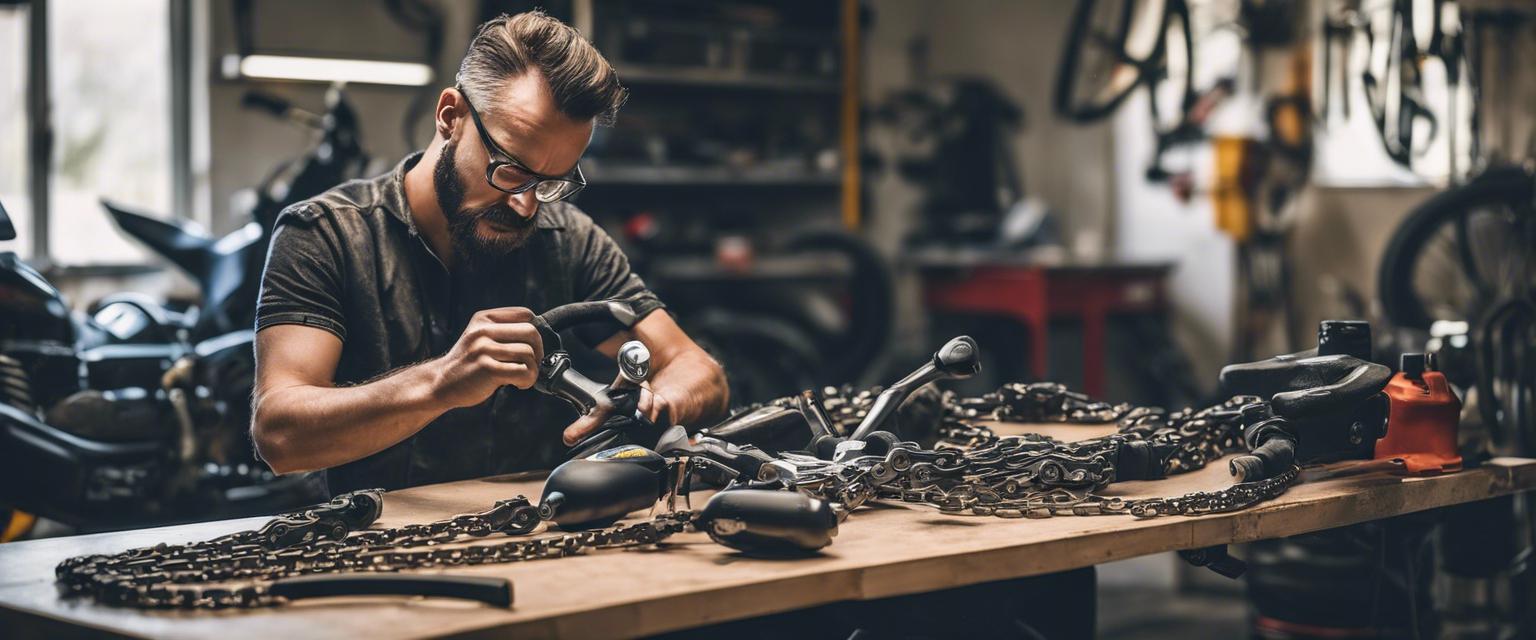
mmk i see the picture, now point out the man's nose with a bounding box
[506,189,539,218]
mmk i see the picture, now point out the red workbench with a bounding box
[915,254,1172,398]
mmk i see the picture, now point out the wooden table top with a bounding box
[3,422,1533,639]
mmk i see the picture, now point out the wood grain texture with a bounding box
[1,422,1531,640]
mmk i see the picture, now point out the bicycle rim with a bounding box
[1054,0,1169,122]
[1378,165,1535,331]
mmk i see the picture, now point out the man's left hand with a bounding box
[561,378,673,446]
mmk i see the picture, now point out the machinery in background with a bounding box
[624,217,895,405]
[1234,320,1475,639]
[0,197,318,534]
[102,85,367,342]
[871,76,1053,251]
[0,87,368,537]
[1375,163,1535,640]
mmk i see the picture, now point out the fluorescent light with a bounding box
[228,54,433,87]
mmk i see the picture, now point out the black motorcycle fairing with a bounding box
[0,198,14,241]
[0,400,166,523]
[0,253,73,344]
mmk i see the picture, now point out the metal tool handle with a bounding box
[615,340,651,387]
[536,352,612,416]
[849,336,980,441]
[656,425,780,482]
[268,574,513,608]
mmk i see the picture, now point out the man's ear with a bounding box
[434,88,462,140]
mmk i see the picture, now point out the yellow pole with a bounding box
[840,0,861,230]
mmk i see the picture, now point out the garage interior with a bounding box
[1,1,1534,638]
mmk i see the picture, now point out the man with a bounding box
[251,11,728,494]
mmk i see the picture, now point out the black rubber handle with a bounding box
[268,574,513,608]
[540,300,639,333]
[1270,361,1392,419]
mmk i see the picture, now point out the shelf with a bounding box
[616,64,839,93]
[584,163,842,187]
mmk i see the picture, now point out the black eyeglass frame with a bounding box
[457,87,587,203]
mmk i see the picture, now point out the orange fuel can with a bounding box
[1375,353,1462,474]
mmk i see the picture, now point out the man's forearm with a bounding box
[649,350,729,427]
[253,362,447,474]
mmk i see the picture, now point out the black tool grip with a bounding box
[1270,361,1391,419]
[538,300,639,333]
[268,574,513,608]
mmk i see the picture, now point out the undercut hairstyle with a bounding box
[456,10,628,126]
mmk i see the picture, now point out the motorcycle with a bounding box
[0,87,368,535]
[102,84,367,342]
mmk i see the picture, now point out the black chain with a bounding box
[57,383,1300,610]
[56,490,692,610]
[806,383,1293,520]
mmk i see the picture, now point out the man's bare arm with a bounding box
[253,307,544,474]
[563,311,728,445]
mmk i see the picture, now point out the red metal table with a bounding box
[917,257,1172,398]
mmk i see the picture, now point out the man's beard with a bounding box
[433,141,538,273]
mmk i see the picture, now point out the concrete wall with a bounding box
[202,0,477,235]
[862,0,1119,357]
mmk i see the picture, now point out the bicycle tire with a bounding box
[1377,165,1535,332]
[1054,0,1151,123]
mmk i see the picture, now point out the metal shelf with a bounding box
[616,64,839,93]
[584,163,841,187]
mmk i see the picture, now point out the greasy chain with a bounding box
[57,381,1297,609]
[777,382,1298,519]
[56,491,692,609]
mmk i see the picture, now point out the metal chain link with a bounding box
[802,384,1293,521]
[56,491,693,610]
[58,382,1300,610]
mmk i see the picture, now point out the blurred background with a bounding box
[1,0,1534,637]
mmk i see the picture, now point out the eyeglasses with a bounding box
[457,87,586,203]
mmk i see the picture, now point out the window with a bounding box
[47,0,174,265]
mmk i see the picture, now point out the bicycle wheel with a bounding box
[1054,0,1170,123]
[1378,165,1535,446]
[1378,165,1535,331]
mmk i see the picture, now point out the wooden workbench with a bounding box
[2,422,1533,639]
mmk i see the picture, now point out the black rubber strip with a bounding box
[269,573,513,608]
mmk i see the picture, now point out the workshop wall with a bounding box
[202,0,476,236]
[861,0,1118,355]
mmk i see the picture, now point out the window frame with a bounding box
[18,0,198,269]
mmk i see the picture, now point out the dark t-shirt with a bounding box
[255,151,664,495]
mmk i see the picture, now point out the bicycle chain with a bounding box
[57,383,1297,609]
[56,490,692,609]
[799,384,1290,520]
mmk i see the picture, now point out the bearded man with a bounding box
[250,11,727,494]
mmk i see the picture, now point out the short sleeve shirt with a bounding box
[255,151,664,495]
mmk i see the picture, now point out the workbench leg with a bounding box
[1029,316,1049,383]
[1083,311,1106,399]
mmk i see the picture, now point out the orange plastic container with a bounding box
[1375,353,1462,474]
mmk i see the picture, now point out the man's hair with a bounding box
[456,11,627,125]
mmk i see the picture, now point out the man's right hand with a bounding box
[431,307,546,408]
